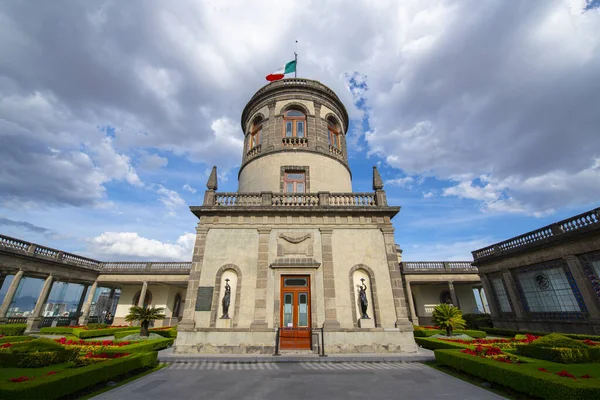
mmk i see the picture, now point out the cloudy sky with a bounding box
[0,0,599,262]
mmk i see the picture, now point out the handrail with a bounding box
[402,261,478,273]
[472,207,600,261]
[273,326,326,357]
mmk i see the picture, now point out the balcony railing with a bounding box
[282,137,308,147]
[101,262,192,273]
[402,261,478,273]
[472,207,600,261]
[329,193,376,207]
[204,191,385,208]
[246,145,261,159]
[272,193,319,206]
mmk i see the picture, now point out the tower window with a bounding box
[249,117,262,150]
[283,109,306,138]
[328,117,341,149]
[284,172,305,193]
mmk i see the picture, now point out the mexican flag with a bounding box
[266,60,297,81]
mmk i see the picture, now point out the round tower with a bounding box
[238,79,351,193]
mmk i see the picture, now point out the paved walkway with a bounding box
[91,361,505,400]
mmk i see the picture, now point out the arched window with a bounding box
[283,109,306,138]
[328,117,341,149]
[132,290,152,309]
[249,117,262,150]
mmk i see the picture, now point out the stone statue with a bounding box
[221,279,231,319]
[359,278,370,319]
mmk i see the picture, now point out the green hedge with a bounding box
[482,328,600,341]
[0,324,26,336]
[463,313,493,330]
[96,338,174,355]
[413,329,486,338]
[0,336,33,344]
[434,349,600,400]
[39,326,139,338]
[0,352,158,400]
[517,346,600,364]
[113,328,178,340]
[414,337,470,350]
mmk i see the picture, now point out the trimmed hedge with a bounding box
[517,345,600,364]
[413,329,486,338]
[40,326,139,338]
[114,328,178,340]
[0,339,78,368]
[463,313,493,330]
[435,349,600,400]
[96,338,174,355]
[415,337,469,350]
[482,327,600,341]
[0,336,33,344]
[0,324,26,336]
[0,352,158,400]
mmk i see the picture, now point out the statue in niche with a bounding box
[220,279,231,319]
[358,278,370,319]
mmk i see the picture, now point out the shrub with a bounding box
[482,328,600,342]
[530,334,590,349]
[462,313,493,330]
[517,345,600,364]
[96,338,173,355]
[86,323,108,330]
[76,326,139,339]
[0,336,33,344]
[0,324,26,336]
[413,329,486,338]
[414,337,470,350]
[435,349,600,400]
[16,349,78,368]
[9,338,65,353]
[0,352,158,400]
[432,304,466,336]
[114,327,178,340]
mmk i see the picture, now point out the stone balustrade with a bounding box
[329,193,376,207]
[204,191,385,208]
[282,137,308,147]
[272,193,319,206]
[329,145,343,157]
[472,207,600,261]
[402,261,478,273]
[246,144,261,159]
[215,192,262,206]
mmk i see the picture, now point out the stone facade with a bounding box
[472,208,600,334]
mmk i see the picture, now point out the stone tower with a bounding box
[176,78,415,354]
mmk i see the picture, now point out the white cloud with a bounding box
[387,176,415,188]
[182,184,197,194]
[402,237,493,261]
[423,190,436,199]
[156,185,186,215]
[138,151,168,170]
[88,232,195,261]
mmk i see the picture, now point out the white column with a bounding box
[137,282,148,308]
[25,274,54,333]
[0,270,24,322]
[78,280,98,325]
[405,280,419,325]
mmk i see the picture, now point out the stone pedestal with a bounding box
[216,318,231,328]
[358,318,375,328]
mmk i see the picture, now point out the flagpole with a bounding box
[294,40,298,78]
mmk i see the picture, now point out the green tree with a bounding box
[432,303,466,337]
[124,306,165,337]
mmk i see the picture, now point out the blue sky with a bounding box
[0,0,599,263]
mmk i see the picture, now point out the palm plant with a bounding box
[432,303,466,337]
[125,306,165,337]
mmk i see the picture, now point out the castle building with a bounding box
[175,78,416,354]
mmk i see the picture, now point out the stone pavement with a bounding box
[91,361,505,400]
[157,346,436,363]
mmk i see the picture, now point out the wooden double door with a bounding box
[279,275,311,350]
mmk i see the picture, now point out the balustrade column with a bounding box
[0,270,24,323]
[137,281,148,308]
[179,228,210,331]
[78,279,98,325]
[25,274,54,333]
[405,280,419,325]
[320,228,340,328]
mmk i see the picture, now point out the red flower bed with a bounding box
[9,371,57,383]
[441,334,540,346]
[581,374,593,379]
[556,370,577,379]
[1,343,12,348]
[55,338,130,347]
[460,345,519,364]
[583,339,599,346]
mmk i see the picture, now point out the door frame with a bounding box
[271,269,320,330]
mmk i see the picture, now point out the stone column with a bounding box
[250,227,271,329]
[448,281,459,307]
[78,279,98,325]
[320,228,340,328]
[381,226,412,329]
[479,274,500,318]
[179,227,209,331]
[0,270,24,323]
[405,280,419,325]
[25,274,54,333]
[502,269,525,319]
[73,284,89,325]
[479,288,491,314]
[564,255,600,319]
[137,282,148,308]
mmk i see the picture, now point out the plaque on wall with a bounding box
[195,287,214,311]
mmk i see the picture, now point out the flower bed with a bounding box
[415,334,540,351]
[482,327,600,342]
[413,329,486,338]
[0,324,26,337]
[0,352,157,400]
[40,326,139,338]
[435,349,600,400]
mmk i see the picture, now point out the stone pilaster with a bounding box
[448,281,459,307]
[320,227,340,328]
[405,280,418,325]
[0,270,24,323]
[25,274,54,333]
[179,227,210,331]
[564,255,600,319]
[381,226,412,329]
[78,279,98,325]
[250,227,271,329]
[501,269,525,319]
[137,281,148,308]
